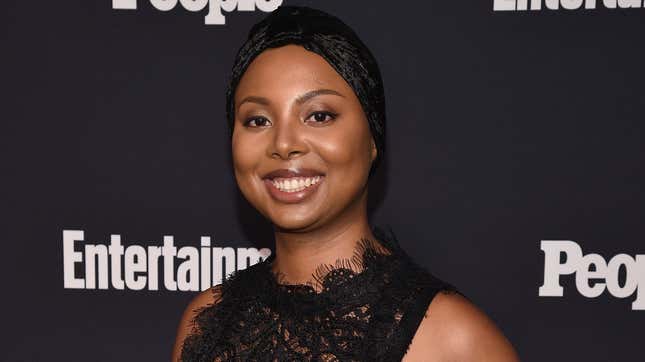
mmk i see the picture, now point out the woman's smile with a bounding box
[261,167,326,204]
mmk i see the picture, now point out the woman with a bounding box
[173,6,519,361]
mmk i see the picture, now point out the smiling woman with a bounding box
[232,44,376,229]
[172,5,519,362]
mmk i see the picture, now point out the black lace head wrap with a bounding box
[225,5,386,178]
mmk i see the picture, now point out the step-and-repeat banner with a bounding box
[2,1,644,361]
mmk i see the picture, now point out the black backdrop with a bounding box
[2,1,644,361]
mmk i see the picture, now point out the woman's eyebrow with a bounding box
[237,89,345,109]
[296,88,345,104]
[238,96,270,108]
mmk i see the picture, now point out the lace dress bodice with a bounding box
[180,225,458,362]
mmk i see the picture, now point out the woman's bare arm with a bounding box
[403,292,520,362]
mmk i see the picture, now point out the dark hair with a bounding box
[225,5,386,178]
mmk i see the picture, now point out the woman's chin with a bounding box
[270,214,322,232]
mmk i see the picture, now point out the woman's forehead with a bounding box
[235,45,355,102]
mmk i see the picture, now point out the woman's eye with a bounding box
[244,116,271,128]
[306,111,337,124]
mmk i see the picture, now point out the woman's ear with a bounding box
[370,138,377,163]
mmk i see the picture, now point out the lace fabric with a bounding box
[180,225,458,362]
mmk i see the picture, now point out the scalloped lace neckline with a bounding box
[258,229,399,296]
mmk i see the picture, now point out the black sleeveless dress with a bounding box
[180,225,458,362]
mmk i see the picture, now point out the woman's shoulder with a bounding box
[402,291,520,362]
[183,284,224,317]
[171,259,272,361]
[171,284,223,362]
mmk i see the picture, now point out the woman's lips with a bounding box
[262,168,326,204]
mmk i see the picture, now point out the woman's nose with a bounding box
[269,116,307,160]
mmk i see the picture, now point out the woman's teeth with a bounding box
[271,176,322,193]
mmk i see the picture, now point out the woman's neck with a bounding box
[269,215,382,289]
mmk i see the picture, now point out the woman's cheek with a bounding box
[232,138,256,188]
[318,127,370,168]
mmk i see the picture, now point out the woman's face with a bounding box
[232,44,377,232]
